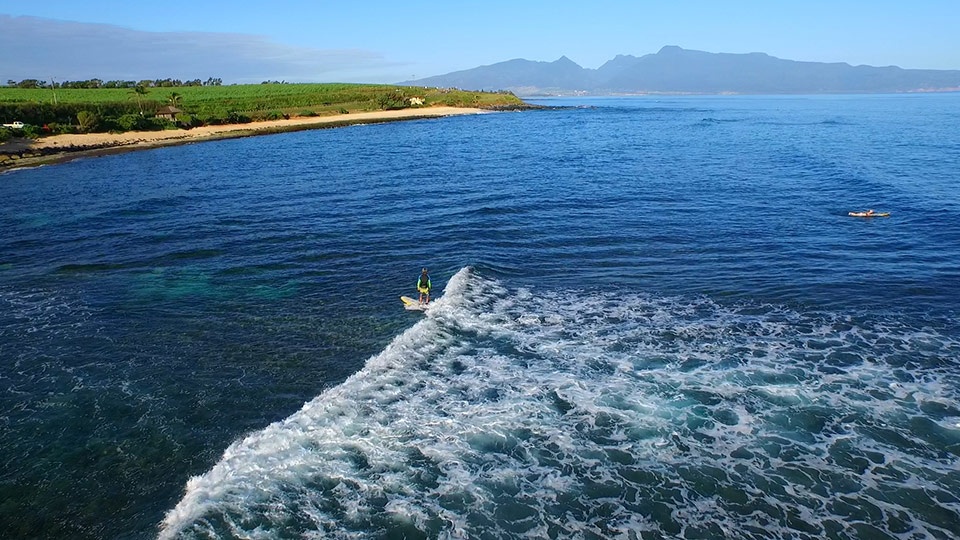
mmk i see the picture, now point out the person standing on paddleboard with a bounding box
[417,268,432,304]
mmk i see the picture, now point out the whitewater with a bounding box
[160,267,960,539]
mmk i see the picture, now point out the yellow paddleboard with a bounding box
[400,296,429,311]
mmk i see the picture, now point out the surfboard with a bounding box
[848,211,890,218]
[401,296,429,311]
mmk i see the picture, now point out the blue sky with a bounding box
[2,0,959,83]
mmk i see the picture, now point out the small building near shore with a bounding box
[155,106,182,121]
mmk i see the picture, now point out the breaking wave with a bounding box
[160,267,960,539]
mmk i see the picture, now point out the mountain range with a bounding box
[403,46,960,96]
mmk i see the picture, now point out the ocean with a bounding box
[2,94,959,539]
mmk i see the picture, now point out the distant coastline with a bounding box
[0,107,491,171]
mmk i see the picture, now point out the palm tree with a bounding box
[132,85,149,116]
[167,92,182,108]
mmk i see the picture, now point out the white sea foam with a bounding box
[160,267,960,539]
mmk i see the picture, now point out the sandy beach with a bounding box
[1,106,485,169]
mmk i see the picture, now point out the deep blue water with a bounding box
[2,95,959,539]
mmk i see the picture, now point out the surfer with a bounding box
[848,209,889,217]
[417,268,431,304]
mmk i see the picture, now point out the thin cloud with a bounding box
[0,15,401,83]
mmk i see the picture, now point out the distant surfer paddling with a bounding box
[417,268,432,304]
[848,209,890,218]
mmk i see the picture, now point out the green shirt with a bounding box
[417,274,431,289]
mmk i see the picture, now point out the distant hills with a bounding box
[403,46,960,96]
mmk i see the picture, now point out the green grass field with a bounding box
[0,83,521,114]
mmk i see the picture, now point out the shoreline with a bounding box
[0,107,487,171]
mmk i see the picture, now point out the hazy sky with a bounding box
[2,0,959,84]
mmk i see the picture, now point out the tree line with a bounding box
[6,78,224,89]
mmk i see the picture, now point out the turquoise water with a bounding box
[2,95,959,539]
